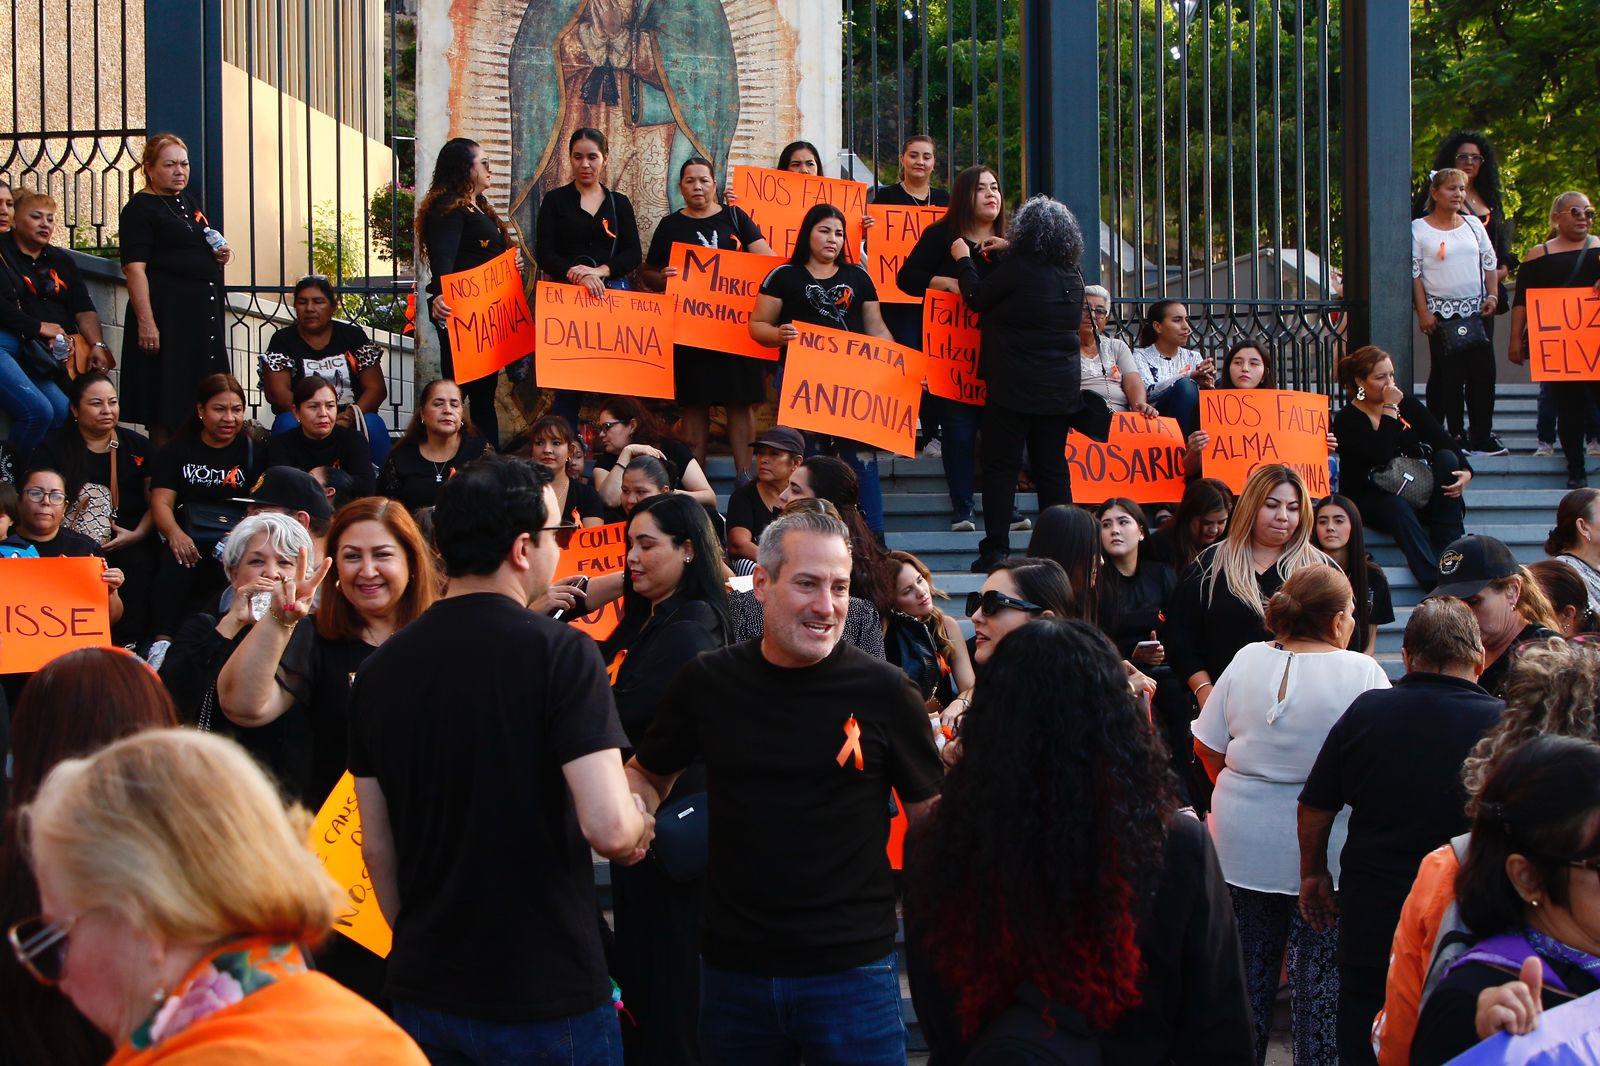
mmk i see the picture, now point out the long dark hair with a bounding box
[416,137,508,264]
[1220,338,1277,389]
[788,203,852,268]
[1135,298,1186,348]
[944,165,1004,242]
[1546,488,1600,557]
[1094,498,1149,635]
[907,619,1180,1037]
[797,455,892,614]
[1313,494,1377,652]
[1169,478,1234,574]
[1026,505,1099,622]
[1412,131,1503,219]
[987,556,1077,619]
[618,493,731,642]
[398,378,480,447]
[777,140,821,170]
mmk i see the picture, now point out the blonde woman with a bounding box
[887,549,976,711]
[1161,464,1335,712]
[12,730,424,1063]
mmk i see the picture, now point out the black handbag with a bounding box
[178,437,253,547]
[1369,454,1436,510]
[651,790,708,883]
[1436,311,1491,358]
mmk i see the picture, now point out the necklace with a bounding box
[898,182,931,207]
[431,459,447,483]
[156,190,197,230]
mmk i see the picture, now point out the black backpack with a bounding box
[963,985,1103,1065]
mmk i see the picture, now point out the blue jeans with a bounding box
[392,1000,623,1066]
[0,330,68,452]
[843,448,885,536]
[1152,376,1201,436]
[270,408,392,467]
[699,954,906,1066]
[928,394,981,512]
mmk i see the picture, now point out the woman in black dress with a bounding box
[377,378,492,514]
[118,133,232,444]
[534,127,643,431]
[418,137,510,447]
[640,157,775,478]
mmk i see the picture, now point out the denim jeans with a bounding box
[699,954,906,1066]
[843,448,885,536]
[0,330,68,452]
[1152,376,1201,436]
[392,1000,623,1066]
[271,408,392,467]
[927,394,981,512]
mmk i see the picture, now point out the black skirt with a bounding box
[673,344,768,406]
[119,271,229,431]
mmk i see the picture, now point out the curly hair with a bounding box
[906,619,1180,1038]
[1412,131,1503,219]
[1461,639,1600,808]
[1005,195,1083,268]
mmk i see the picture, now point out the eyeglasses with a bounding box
[1569,207,1597,221]
[1455,152,1484,165]
[8,913,80,985]
[594,420,624,434]
[965,589,1045,618]
[1087,306,1110,317]
[542,523,579,550]
[22,487,66,505]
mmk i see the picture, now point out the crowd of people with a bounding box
[3,119,1600,1066]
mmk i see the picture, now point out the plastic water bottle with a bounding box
[49,333,70,362]
[202,226,229,252]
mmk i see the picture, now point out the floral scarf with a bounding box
[125,939,307,1052]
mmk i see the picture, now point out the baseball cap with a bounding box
[1428,534,1519,600]
[234,466,333,522]
[751,426,805,456]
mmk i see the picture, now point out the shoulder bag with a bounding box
[1436,225,1492,358]
[1369,451,1435,511]
[179,436,253,549]
[63,436,119,543]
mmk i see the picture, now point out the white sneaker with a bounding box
[1587,440,1600,458]
[1534,441,1555,457]
[145,639,172,672]
[922,438,943,459]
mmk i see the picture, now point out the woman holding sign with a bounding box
[640,157,774,479]
[419,137,511,448]
[1508,191,1600,488]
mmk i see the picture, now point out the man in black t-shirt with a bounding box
[630,508,943,1066]
[349,455,652,1062]
[726,425,801,565]
[1298,597,1503,1065]
[3,467,124,622]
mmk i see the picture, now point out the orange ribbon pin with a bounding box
[607,649,627,686]
[836,714,864,771]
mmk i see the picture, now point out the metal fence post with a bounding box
[145,0,226,222]
[1341,0,1412,387]
[1023,0,1100,283]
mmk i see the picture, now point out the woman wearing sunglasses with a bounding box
[1508,191,1600,488]
[591,395,717,511]
[940,558,1074,733]
[10,730,425,1063]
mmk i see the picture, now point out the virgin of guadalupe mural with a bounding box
[508,0,741,263]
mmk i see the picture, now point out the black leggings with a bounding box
[1556,380,1600,477]
[1425,316,1496,445]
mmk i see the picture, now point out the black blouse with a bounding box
[534,183,642,282]
[118,190,224,283]
[957,252,1084,414]
[1332,395,1469,506]
[1160,543,1282,683]
[1098,559,1179,659]
[422,203,509,306]
[377,435,492,513]
[0,233,96,337]
[264,425,375,497]
[30,426,155,528]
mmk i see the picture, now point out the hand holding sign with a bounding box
[866,205,946,303]
[922,290,984,405]
[1063,414,1187,504]
[442,250,538,384]
[554,522,628,640]
[778,324,927,456]
[534,283,676,400]
[665,243,779,362]
[309,772,391,958]
[730,166,870,257]
[1199,389,1331,496]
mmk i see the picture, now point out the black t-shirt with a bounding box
[1513,241,1600,307]
[1478,623,1561,699]
[149,434,259,508]
[591,437,696,489]
[758,262,878,335]
[347,593,629,1022]
[725,481,779,544]
[557,478,605,526]
[868,183,951,208]
[646,206,766,264]
[422,204,509,302]
[0,233,96,337]
[118,190,224,283]
[264,425,374,496]
[15,527,105,559]
[1097,559,1178,659]
[633,639,943,976]
[30,426,154,528]
[1160,544,1283,683]
[377,436,491,513]
[1298,673,1503,968]
[261,321,384,410]
[1412,955,1600,1065]
[276,622,376,806]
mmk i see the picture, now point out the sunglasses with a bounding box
[965,588,1044,618]
[593,419,625,434]
[8,913,80,985]
[1569,207,1597,221]
[543,523,579,550]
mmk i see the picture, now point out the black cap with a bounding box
[1429,534,1520,600]
[752,426,806,457]
[234,466,333,522]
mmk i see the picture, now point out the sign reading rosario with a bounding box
[0,557,111,673]
[779,324,926,456]
[1199,389,1331,496]
[921,290,985,405]
[556,522,627,641]
[664,243,778,362]
[730,166,869,257]
[309,772,392,958]
[1063,414,1187,504]
[865,204,945,304]
[442,249,538,384]
[1526,287,1600,381]
[534,282,676,400]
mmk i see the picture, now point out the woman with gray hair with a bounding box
[1081,283,1157,417]
[952,195,1087,573]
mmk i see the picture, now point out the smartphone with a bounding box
[548,575,589,622]
[1135,639,1162,652]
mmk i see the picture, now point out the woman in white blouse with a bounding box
[1130,299,1215,435]
[1192,563,1390,1065]
[1079,285,1157,416]
[1413,166,1501,455]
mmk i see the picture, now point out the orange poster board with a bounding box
[1527,288,1600,381]
[441,250,538,384]
[865,204,946,304]
[779,324,926,456]
[0,556,111,672]
[309,772,392,958]
[921,289,985,404]
[730,166,869,258]
[1199,389,1331,496]
[1063,414,1187,504]
[665,243,779,362]
[534,282,676,400]
[555,522,628,641]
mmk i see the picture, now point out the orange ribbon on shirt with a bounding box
[836,714,864,771]
[607,649,627,686]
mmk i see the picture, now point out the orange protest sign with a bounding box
[534,282,675,400]
[921,289,985,404]
[865,204,945,304]
[308,772,392,958]
[665,243,779,362]
[0,556,111,673]
[1527,288,1600,381]
[555,522,628,641]
[779,324,926,456]
[730,166,869,257]
[442,249,537,384]
[1063,414,1187,504]
[1199,388,1331,496]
